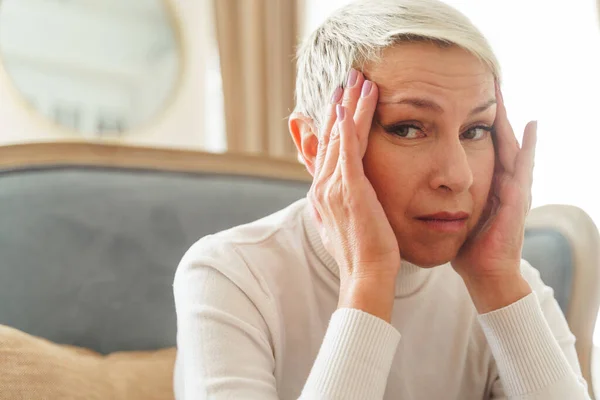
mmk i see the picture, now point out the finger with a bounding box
[308,191,330,250]
[342,68,365,118]
[515,120,537,191]
[353,80,378,156]
[315,87,343,179]
[338,105,364,183]
[319,113,342,181]
[308,193,323,225]
[494,82,520,174]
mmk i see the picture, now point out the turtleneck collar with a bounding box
[302,201,433,298]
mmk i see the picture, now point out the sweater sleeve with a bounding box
[480,260,590,399]
[300,308,401,399]
[174,263,278,399]
[174,246,400,400]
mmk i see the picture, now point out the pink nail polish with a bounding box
[336,104,345,121]
[331,87,343,103]
[347,69,358,87]
[361,81,373,97]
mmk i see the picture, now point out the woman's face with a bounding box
[363,43,496,267]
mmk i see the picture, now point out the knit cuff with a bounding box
[301,308,401,400]
[478,292,572,396]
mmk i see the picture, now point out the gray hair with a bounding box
[294,0,501,132]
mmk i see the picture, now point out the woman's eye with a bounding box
[389,124,422,139]
[461,126,492,140]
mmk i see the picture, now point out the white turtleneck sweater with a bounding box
[173,199,590,399]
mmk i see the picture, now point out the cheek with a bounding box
[468,146,495,204]
[362,134,424,209]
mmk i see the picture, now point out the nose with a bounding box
[429,138,473,193]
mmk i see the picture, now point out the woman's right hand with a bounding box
[309,70,400,322]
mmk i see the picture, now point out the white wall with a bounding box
[0,0,212,149]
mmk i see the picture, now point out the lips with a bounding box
[416,211,470,221]
[415,212,470,233]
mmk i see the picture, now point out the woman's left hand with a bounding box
[452,82,537,314]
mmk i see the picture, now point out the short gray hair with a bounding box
[294,0,501,131]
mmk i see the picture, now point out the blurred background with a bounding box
[0,0,599,365]
[1,0,599,219]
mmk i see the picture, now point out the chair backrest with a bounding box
[0,142,311,354]
[523,204,600,398]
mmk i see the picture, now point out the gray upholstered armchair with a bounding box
[523,205,600,398]
[0,142,312,399]
[0,142,598,399]
[0,141,312,353]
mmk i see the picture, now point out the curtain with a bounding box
[213,0,298,159]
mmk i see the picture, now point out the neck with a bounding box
[302,203,433,298]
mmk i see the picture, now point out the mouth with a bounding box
[415,212,470,233]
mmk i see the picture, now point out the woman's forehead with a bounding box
[366,42,494,102]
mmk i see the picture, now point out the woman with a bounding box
[174,0,590,398]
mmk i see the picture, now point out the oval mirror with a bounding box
[0,0,181,137]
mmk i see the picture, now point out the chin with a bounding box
[399,243,460,268]
[394,224,469,268]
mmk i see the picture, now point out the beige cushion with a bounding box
[0,325,175,400]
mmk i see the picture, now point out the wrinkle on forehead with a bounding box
[365,43,494,102]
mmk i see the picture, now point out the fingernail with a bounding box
[331,87,343,103]
[347,69,358,87]
[361,80,373,97]
[336,104,345,121]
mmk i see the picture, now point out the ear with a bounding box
[289,112,319,176]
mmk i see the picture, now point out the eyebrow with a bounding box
[378,97,497,116]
